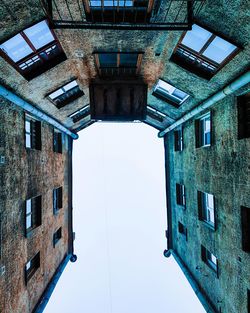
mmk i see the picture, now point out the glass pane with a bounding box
[156,80,175,94]
[26,261,31,270]
[120,54,138,67]
[202,36,237,64]
[207,193,214,209]
[208,207,215,224]
[103,0,115,5]
[26,215,32,229]
[49,88,64,100]
[99,53,117,67]
[26,199,32,213]
[210,253,217,264]
[182,24,212,52]
[0,34,33,62]
[25,120,31,132]
[24,20,54,50]
[90,0,102,5]
[204,117,211,132]
[172,89,188,101]
[26,134,31,148]
[204,132,210,145]
[63,80,78,91]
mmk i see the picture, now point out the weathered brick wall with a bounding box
[0,98,71,313]
[166,87,250,313]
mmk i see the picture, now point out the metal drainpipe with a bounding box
[169,250,217,313]
[0,84,79,140]
[158,71,250,138]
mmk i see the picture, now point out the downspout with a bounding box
[158,71,250,137]
[0,85,78,140]
[166,250,217,313]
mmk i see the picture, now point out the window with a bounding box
[174,128,183,151]
[83,0,154,23]
[69,105,91,123]
[25,252,40,284]
[237,93,250,139]
[25,115,41,150]
[147,106,166,123]
[0,20,66,80]
[152,79,190,107]
[53,187,63,214]
[241,206,250,252]
[94,52,143,77]
[53,227,62,247]
[47,80,84,109]
[171,24,239,79]
[201,245,218,272]
[53,130,62,153]
[198,191,215,229]
[178,222,187,240]
[25,196,42,234]
[176,183,185,206]
[195,112,211,147]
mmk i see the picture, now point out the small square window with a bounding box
[174,128,183,151]
[237,93,250,139]
[198,191,215,229]
[176,183,185,207]
[53,227,62,247]
[94,52,143,77]
[25,196,42,234]
[47,80,84,109]
[53,130,62,153]
[25,252,40,284]
[25,115,41,150]
[53,187,63,214]
[241,206,250,252]
[152,79,190,107]
[170,24,239,80]
[195,112,211,148]
[0,20,67,80]
[201,245,218,272]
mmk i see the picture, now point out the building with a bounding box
[0,0,249,312]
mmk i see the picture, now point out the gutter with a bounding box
[168,250,217,313]
[0,84,78,140]
[158,71,250,137]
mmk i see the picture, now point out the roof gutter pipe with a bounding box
[0,84,78,140]
[158,71,250,138]
[168,249,216,313]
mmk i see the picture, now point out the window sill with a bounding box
[202,221,215,231]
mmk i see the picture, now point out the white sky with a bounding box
[45,123,205,313]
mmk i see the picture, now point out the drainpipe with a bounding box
[0,85,78,140]
[165,249,217,313]
[158,71,250,138]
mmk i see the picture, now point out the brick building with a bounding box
[0,0,249,312]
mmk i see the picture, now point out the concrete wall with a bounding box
[165,87,250,313]
[0,98,72,313]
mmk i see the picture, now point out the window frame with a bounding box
[53,129,63,154]
[198,191,216,230]
[176,183,186,207]
[201,245,218,274]
[53,187,63,214]
[25,252,40,284]
[94,51,143,77]
[53,227,62,247]
[47,79,84,109]
[174,128,183,151]
[0,19,66,80]
[25,115,42,150]
[152,79,190,107]
[69,105,91,123]
[170,23,240,80]
[195,112,212,148]
[25,195,42,236]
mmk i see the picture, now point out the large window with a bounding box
[0,20,66,80]
[171,24,239,79]
[94,52,143,77]
[25,252,40,284]
[83,0,154,23]
[198,191,215,229]
[241,206,250,252]
[53,187,63,214]
[237,93,250,139]
[201,245,218,273]
[47,80,84,109]
[195,112,211,148]
[152,79,190,107]
[25,115,41,150]
[25,196,42,235]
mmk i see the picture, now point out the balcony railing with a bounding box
[43,0,205,30]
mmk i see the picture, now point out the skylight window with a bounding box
[171,24,239,79]
[153,79,190,107]
[0,20,66,80]
[47,80,84,109]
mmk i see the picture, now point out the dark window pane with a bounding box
[120,54,138,67]
[99,54,117,67]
